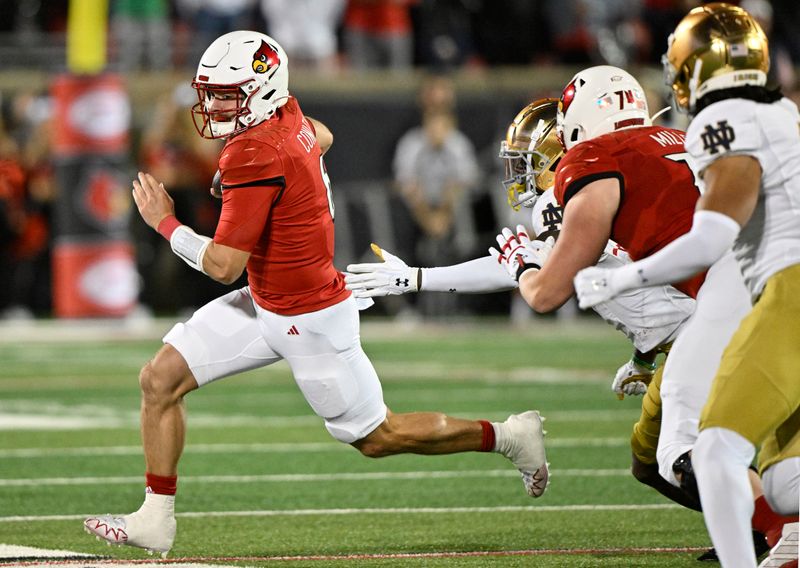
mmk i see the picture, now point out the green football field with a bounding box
[0,317,714,567]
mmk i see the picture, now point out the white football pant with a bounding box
[164,288,387,443]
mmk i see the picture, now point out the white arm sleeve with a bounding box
[421,255,518,293]
[612,210,740,291]
[170,225,212,275]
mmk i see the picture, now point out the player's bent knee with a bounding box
[352,439,387,458]
[351,419,396,458]
[764,486,799,516]
[138,362,179,402]
[762,458,800,516]
[139,346,197,403]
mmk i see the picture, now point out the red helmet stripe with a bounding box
[560,81,578,115]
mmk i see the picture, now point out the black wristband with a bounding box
[515,262,540,282]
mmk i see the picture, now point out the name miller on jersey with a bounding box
[649,130,685,147]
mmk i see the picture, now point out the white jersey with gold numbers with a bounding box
[685,97,800,299]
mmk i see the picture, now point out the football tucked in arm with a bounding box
[211,170,223,198]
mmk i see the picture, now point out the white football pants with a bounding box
[657,251,752,486]
[164,287,387,443]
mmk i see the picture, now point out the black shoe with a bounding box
[696,530,769,562]
[754,530,771,559]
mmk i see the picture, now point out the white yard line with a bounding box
[0,544,236,567]
[0,468,629,488]
[0,503,680,523]
[0,318,620,344]
[0,407,639,431]
[0,437,629,458]
[0,545,99,559]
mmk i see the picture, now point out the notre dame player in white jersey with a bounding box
[574,4,800,567]
[345,98,703,511]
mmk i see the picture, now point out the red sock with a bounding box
[145,472,178,496]
[478,420,496,452]
[752,495,797,547]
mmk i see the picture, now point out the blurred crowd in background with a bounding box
[3,0,800,73]
[1,0,799,321]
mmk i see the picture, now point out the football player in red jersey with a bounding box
[82,31,548,557]
[490,66,792,558]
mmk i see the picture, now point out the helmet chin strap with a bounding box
[650,106,671,123]
[210,119,236,138]
[688,59,704,112]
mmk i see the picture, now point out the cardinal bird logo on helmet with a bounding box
[252,40,280,75]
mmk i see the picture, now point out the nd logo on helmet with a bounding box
[252,40,280,74]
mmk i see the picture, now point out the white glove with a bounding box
[573,265,624,309]
[489,225,554,282]
[612,358,656,399]
[345,244,420,298]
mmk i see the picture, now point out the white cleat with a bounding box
[84,511,175,558]
[758,522,798,568]
[496,410,549,498]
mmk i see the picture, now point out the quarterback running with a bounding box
[82,31,548,558]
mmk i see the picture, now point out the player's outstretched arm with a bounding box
[422,255,517,293]
[133,171,250,284]
[345,244,518,298]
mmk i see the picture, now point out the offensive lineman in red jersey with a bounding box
[82,31,548,557]
[553,125,706,299]
[490,66,791,558]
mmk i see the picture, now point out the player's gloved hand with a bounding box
[489,225,553,282]
[345,244,420,298]
[573,266,623,309]
[612,358,656,400]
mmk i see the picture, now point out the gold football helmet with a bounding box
[499,98,562,210]
[663,2,769,114]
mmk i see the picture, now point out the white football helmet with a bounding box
[557,65,651,151]
[191,31,290,139]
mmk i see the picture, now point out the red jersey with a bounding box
[213,97,349,315]
[554,126,706,298]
